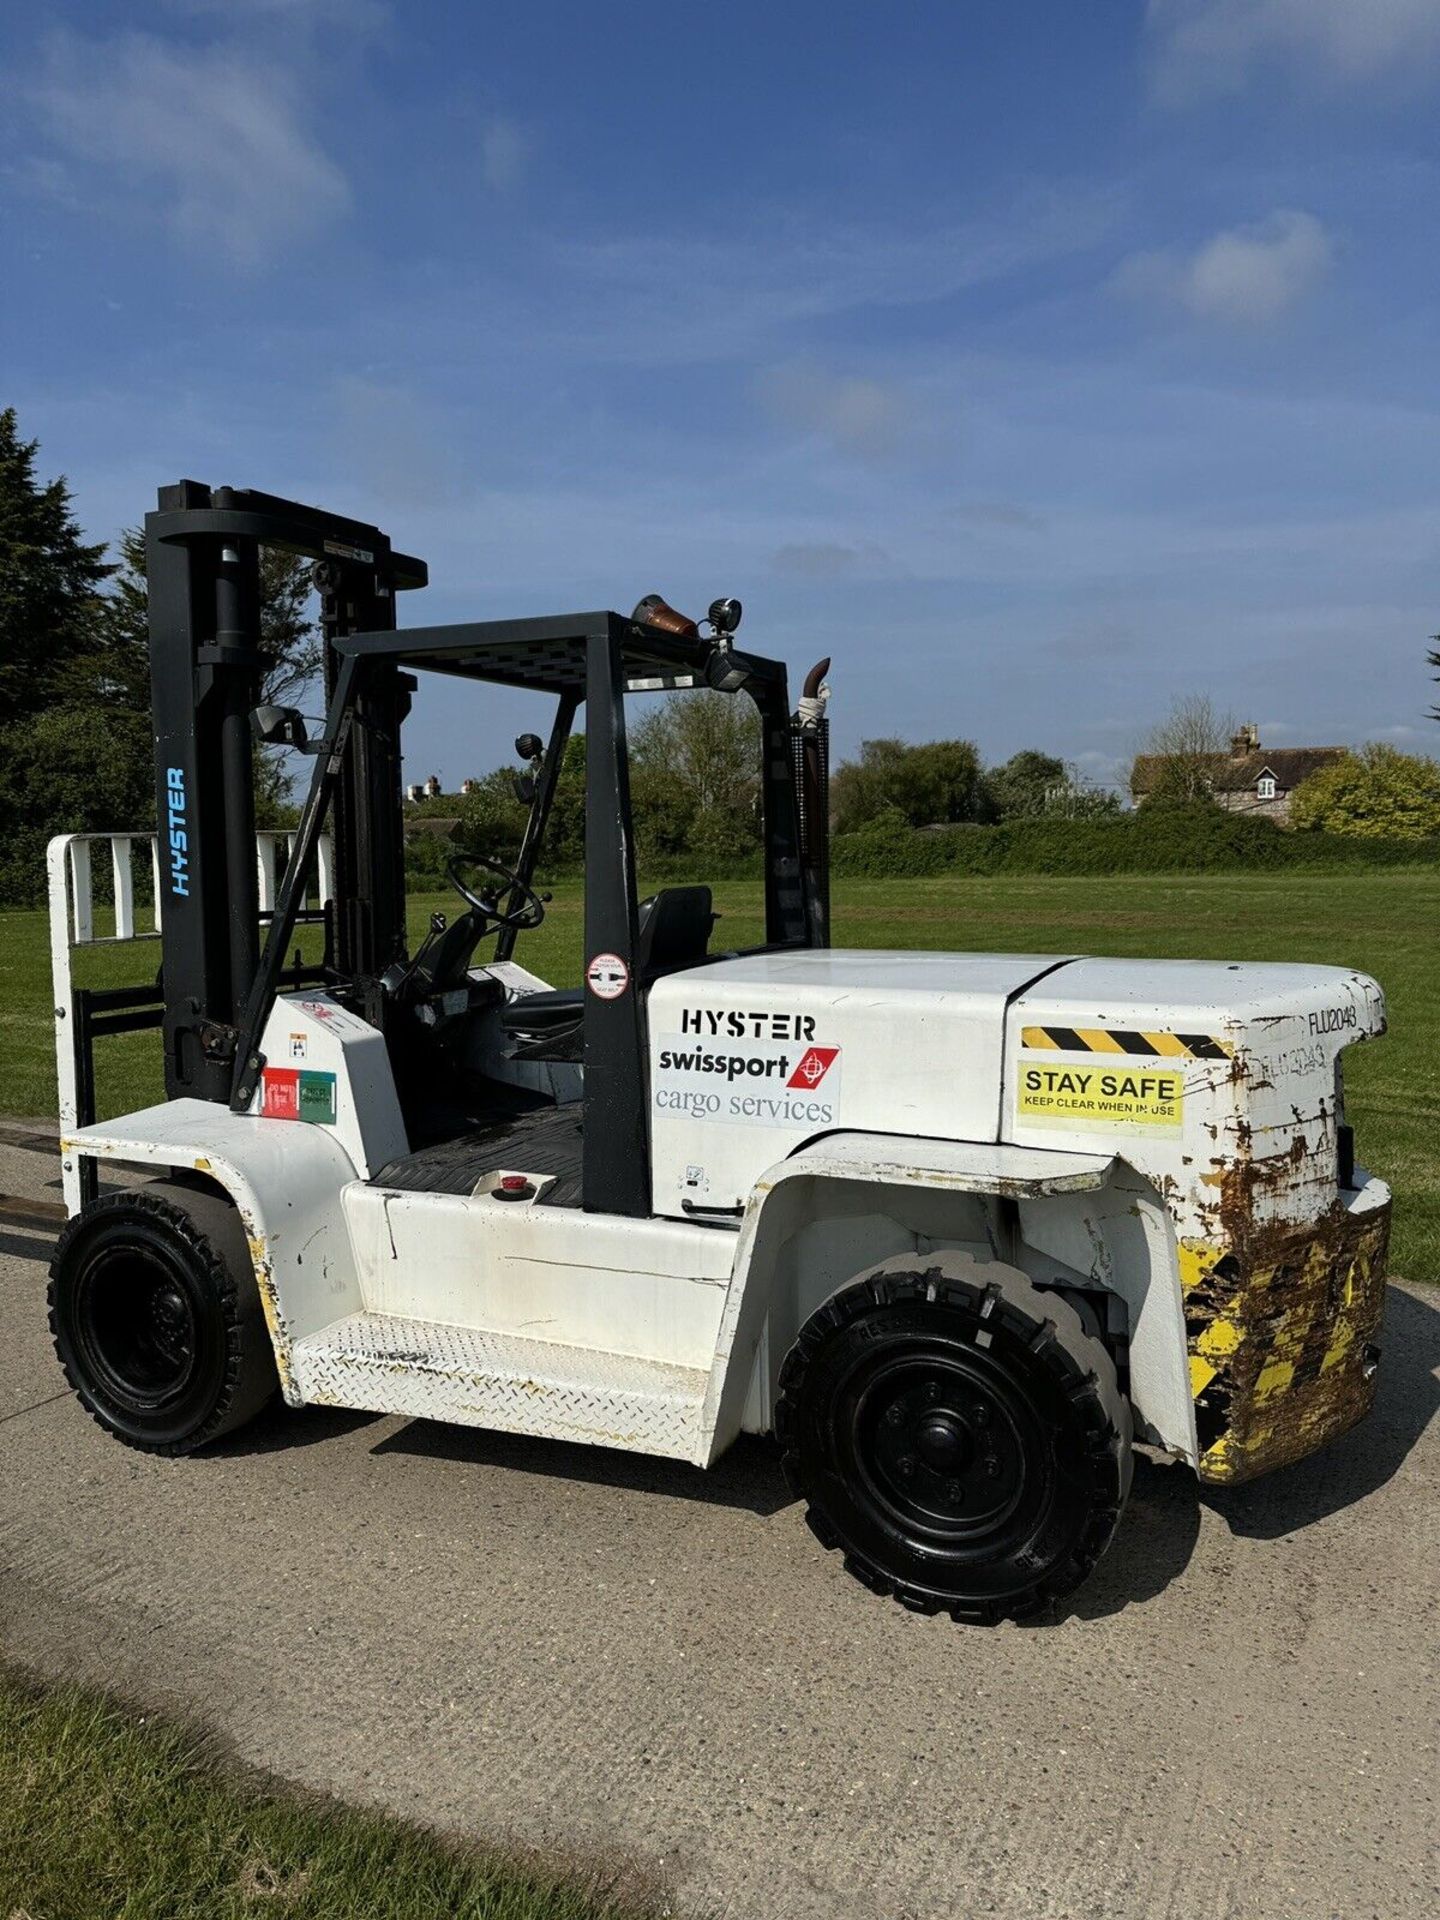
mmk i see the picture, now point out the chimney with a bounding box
[425,773,441,797]
[1230,723,1259,759]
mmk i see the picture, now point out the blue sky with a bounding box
[3,0,1438,788]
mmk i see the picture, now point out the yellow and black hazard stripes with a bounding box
[1020,1025,1232,1061]
[1178,1209,1390,1486]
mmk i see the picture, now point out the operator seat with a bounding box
[500,886,716,1048]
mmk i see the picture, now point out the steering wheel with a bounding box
[445,851,547,933]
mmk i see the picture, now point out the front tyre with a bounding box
[776,1255,1132,1624]
[49,1183,278,1455]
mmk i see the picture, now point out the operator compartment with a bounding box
[1005,958,1391,1483]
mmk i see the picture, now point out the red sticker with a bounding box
[788,1046,839,1090]
[586,952,630,1000]
[261,1067,300,1119]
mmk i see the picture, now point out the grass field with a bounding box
[1,870,1434,1277]
[0,1666,659,1920]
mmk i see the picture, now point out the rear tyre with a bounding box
[775,1254,1132,1624]
[49,1182,278,1455]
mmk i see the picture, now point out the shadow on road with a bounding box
[1206,1280,1439,1542]
[212,1400,388,1454]
[0,1228,51,1265]
[1038,1452,1203,1625]
[370,1420,795,1518]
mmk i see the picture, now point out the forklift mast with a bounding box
[145,483,427,1102]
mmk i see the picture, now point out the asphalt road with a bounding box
[2,1125,1436,1920]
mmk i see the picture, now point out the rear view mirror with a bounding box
[251,704,309,748]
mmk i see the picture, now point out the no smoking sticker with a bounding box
[586,952,630,1000]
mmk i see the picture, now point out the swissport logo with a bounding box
[788,1046,839,1090]
[654,1033,843,1128]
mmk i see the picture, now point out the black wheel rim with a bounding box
[73,1237,200,1411]
[841,1341,1051,1556]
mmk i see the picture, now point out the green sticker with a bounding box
[298,1070,337,1125]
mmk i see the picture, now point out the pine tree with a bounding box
[0,407,113,722]
[84,526,322,715]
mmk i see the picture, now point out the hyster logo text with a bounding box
[680,1007,817,1042]
[165,766,189,897]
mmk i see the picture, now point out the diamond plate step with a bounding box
[289,1311,709,1460]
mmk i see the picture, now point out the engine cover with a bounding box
[646,949,1074,1214]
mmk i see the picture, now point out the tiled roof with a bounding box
[1131,747,1346,794]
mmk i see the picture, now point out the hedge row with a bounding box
[399,807,1436,892]
[403,837,766,893]
[829,810,1440,878]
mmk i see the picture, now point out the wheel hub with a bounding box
[863,1363,1028,1534]
[80,1242,199,1405]
[915,1409,971,1475]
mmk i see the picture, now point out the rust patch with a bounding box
[1183,1182,1389,1486]
[243,1223,299,1404]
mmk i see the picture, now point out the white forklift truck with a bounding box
[48,483,1392,1624]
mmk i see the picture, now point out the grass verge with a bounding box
[0,1663,664,1920]
[1,870,1434,1277]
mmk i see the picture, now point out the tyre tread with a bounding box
[48,1181,276,1456]
[776,1251,1133,1626]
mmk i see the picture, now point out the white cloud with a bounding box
[479,117,530,190]
[27,31,351,267]
[1148,0,1440,101]
[165,0,389,24]
[1116,210,1333,325]
[754,360,914,460]
[330,375,464,507]
[769,541,891,577]
[539,183,1122,367]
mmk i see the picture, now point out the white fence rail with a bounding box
[48,830,333,1213]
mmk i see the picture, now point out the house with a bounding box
[1132,726,1346,826]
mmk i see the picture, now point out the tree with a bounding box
[986,750,1065,819]
[80,526,321,823]
[1130,693,1235,808]
[0,704,154,906]
[86,526,322,717]
[833,737,990,833]
[629,691,762,858]
[453,764,532,867]
[0,409,324,901]
[0,407,113,723]
[1289,744,1440,841]
[449,708,757,876]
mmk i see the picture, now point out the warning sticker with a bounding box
[1017,1055,1184,1136]
[261,1068,337,1125]
[586,952,630,1000]
[298,1071,337,1125]
[262,1068,299,1120]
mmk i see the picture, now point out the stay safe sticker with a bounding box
[1017,1055,1184,1136]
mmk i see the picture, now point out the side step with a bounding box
[289,1312,709,1462]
